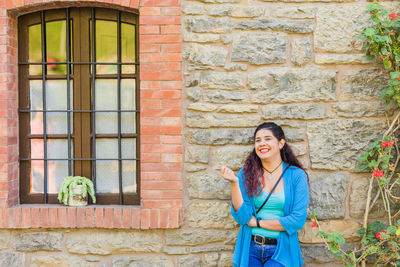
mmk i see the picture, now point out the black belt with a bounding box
[251,235,277,245]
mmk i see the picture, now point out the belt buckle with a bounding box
[254,234,265,245]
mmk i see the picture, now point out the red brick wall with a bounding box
[0,0,183,229]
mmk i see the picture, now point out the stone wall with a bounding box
[0,0,398,266]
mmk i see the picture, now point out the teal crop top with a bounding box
[252,188,285,239]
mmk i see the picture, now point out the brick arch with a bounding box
[0,0,183,229]
[6,0,138,13]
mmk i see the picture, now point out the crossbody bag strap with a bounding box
[256,164,290,214]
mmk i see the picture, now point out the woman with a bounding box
[221,122,309,267]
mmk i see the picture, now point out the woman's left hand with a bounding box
[247,216,257,227]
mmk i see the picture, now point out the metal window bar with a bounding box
[91,8,97,195]
[19,62,138,65]
[66,8,72,176]
[117,11,123,205]
[19,109,139,113]
[40,11,49,204]
[21,158,139,161]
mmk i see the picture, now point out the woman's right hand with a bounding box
[220,166,238,184]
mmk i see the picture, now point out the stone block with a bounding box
[315,53,369,64]
[349,176,368,219]
[185,200,236,229]
[224,63,247,71]
[200,72,244,90]
[236,18,314,33]
[191,245,234,253]
[184,73,200,88]
[184,44,228,70]
[186,89,201,102]
[183,5,205,15]
[66,231,163,255]
[183,33,220,43]
[301,244,348,263]
[194,0,240,2]
[219,252,233,267]
[290,142,307,157]
[185,146,209,163]
[248,67,337,103]
[273,7,316,18]
[231,6,265,18]
[262,103,326,120]
[261,0,343,2]
[178,255,201,267]
[231,33,286,65]
[31,255,96,267]
[291,38,312,66]
[14,232,63,252]
[308,171,349,219]
[187,129,254,145]
[0,231,10,250]
[314,4,370,53]
[186,17,233,33]
[165,229,237,245]
[299,220,360,243]
[307,119,386,171]
[0,252,23,267]
[218,104,258,113]
[163,246,190,255]
[274,121,307,142]
[204,253,219,267]
[341,68,389,101]
[112,256,174,267]
[332,101,395,118]
[207,5,231,16]
[185,164,208,173]
[203,90,248,103]
[187,103,217,112]
[211,145,253,170]
[186,113,261,128]
[186,171,231,200]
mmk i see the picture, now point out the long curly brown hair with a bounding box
[243,122,309,197]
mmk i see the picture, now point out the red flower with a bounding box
[376,230,386,241]
[373,170,384,178]
[398,74,400,81]
[382,141,393,148]
[389,13,399,20]
[311,222,317,228]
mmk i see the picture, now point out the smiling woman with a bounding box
[220,122,310,267]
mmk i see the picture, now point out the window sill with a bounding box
[0,204,181,229]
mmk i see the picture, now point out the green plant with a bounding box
[57,176,96,205]
[310,2,400,267]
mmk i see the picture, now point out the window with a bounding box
[18,8,140,205]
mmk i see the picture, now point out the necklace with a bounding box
[263,161,283,180]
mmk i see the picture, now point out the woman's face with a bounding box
[254,128,285,161]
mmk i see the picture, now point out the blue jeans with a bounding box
[248,240,284,267]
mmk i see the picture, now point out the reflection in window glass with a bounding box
[95,20,117,74]
[122,160,136,193]
[31,160,44,193]
[46,20,67,75]
[121,23,135,74]
[29,24,42,75]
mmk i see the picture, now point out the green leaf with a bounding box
[383,58,392,69]
[387,225,397,234]
[327,231,345,245]
[357,227,366,236]
[381,47,389,55]
[364,27,377,37]
[358,164,369,171]
[390,72,400,80]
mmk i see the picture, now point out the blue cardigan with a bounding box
[231,162,309,267]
